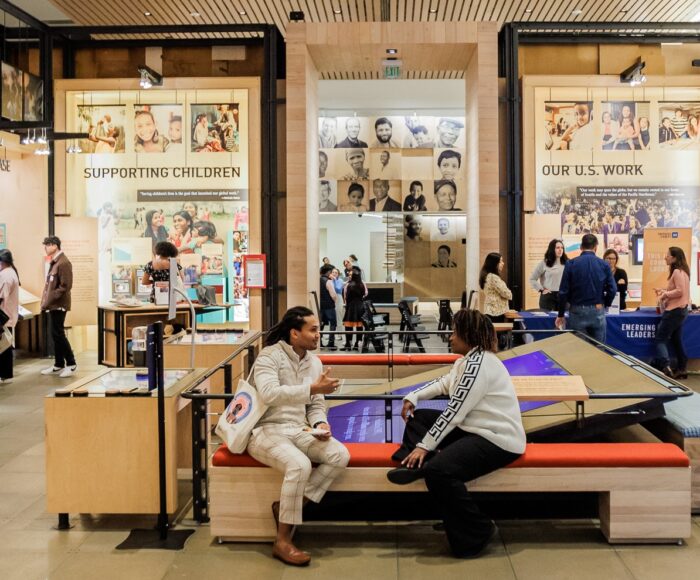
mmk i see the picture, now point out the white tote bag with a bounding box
[215,367,268,454]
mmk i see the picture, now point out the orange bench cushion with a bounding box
[318,354,459,366]
[212,442,688,469]
[213,442,402,468]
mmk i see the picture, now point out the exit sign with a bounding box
[384,65,401,79]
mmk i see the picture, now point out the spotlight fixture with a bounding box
[620,57,646,86]
[37,128,47,145]
[386,48,398,54]
[239,10,246,15]
[137,65,163,89]
[571,9,582,16]
[289,10,305,21]
[333,8,342,14]
[20,132,30,145]
[190,11,201,17]
[144,11,151,16]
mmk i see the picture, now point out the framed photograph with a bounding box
[112,280,131,296]
[77,104,126,154]
[22,72,43,121]
[243,254,266,288]
[1,62,23,121]
[134,104,183,153]
[543,102,593,151]
[191,103,240,152]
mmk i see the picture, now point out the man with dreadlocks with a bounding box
[387,308,525,559]
[247,306,349,566]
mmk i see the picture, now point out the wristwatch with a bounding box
[312,421,327,428]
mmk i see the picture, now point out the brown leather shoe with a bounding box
[272,542,311,566]
[271,502,280,530]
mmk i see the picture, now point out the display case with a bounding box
[45,367,210,516]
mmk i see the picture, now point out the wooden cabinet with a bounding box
[45,368,209,516]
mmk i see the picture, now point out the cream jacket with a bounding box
[483,273,512,317]
[251,341,327,429]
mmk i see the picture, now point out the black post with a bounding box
[57,512,70,530]
[190,394,209,524]
[147,321,168,539]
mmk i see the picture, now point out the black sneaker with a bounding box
[454,521,498,559]
[326,345,338,351]
[387,467,425,485]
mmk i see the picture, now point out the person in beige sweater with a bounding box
[0,249,20,384]
[247,306,349,566]
[479,252,512,322]
[654,247,692,379]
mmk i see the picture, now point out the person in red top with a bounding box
[654,246,691,379]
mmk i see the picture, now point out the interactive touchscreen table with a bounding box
[327,333,691,443]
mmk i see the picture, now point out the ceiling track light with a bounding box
[137,65,163,89]
[620,57,647,86]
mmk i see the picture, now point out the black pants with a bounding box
[0,345,12,379]
[654,307,689,371]
[320,307,337,346]
[538,291,559,312]
[393,409,521,557]
[48,310,76,368]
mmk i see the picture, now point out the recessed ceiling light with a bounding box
[191,11,200,17]
[387,48,397,54]
[571,9,582,16]
[429,8,438,13]
[239,10,246,15]
[144,11,151,16]
[334,8,342,14]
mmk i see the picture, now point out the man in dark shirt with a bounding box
[556,234,617,343]
[335,118,368,148]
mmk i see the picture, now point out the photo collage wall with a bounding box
[526,86,700,308]
[1,61,44,121]
[318,114,468,298]
[66,90,250,321]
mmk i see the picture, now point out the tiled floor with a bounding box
[1,350,700,578]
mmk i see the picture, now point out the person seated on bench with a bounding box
[387,308,526,559]
[247,306,350,566]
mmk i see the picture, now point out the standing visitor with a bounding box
[603,249,628,310]
[654,247,691,379]
[342,266,367,351]
[0,250,20,384]
[529,239,568,311]
[40,236,77,378]
[479,252,512,323]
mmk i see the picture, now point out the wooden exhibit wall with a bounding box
[53,77,263,330]
[285,21,499,308]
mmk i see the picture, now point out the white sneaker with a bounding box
[41,366,63,375]
[59,366,77,379]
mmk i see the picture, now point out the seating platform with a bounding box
[209,442,691,544]
[644,391,700,512]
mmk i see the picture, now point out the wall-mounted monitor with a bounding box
[631,234,644,265]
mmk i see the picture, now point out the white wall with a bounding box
[319,213,386,279]
[319,80,465,114]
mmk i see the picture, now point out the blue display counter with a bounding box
[517,310,700,361]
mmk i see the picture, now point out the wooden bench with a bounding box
[209,442,691,544]
[644,391,700,512]
[318,353,461,379]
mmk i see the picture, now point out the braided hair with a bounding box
[265,306,315,347]
[452,308,497,353]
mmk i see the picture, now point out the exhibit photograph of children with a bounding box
[599,101,650,151]
[544,102,594,151]
[233,275,249,299]
[369,148,402,180]
[1,62,22,121]
[22,72,43,122]
[428,215,467,243]
[433,149,466,181]
[337,181,370,213]
[191,103,240,152]
[133,104,183,153]
[402,179,431,212]
[77,105,126,154]
[658,102,700,149]
[401,115,436,148]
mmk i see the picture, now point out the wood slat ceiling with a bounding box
[48,0,700,37]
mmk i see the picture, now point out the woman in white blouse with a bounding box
[529,239,568,311]
[479,252,512,323]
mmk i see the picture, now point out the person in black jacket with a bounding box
[319,264,338,350]
[603,249,628,309]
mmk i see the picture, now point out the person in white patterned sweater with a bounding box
[387,309,525,558]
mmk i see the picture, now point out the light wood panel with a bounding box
[48,0,700,37]
[210,463,691,542]
[286,21,498,310]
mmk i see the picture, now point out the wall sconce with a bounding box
[138,65,163,89]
